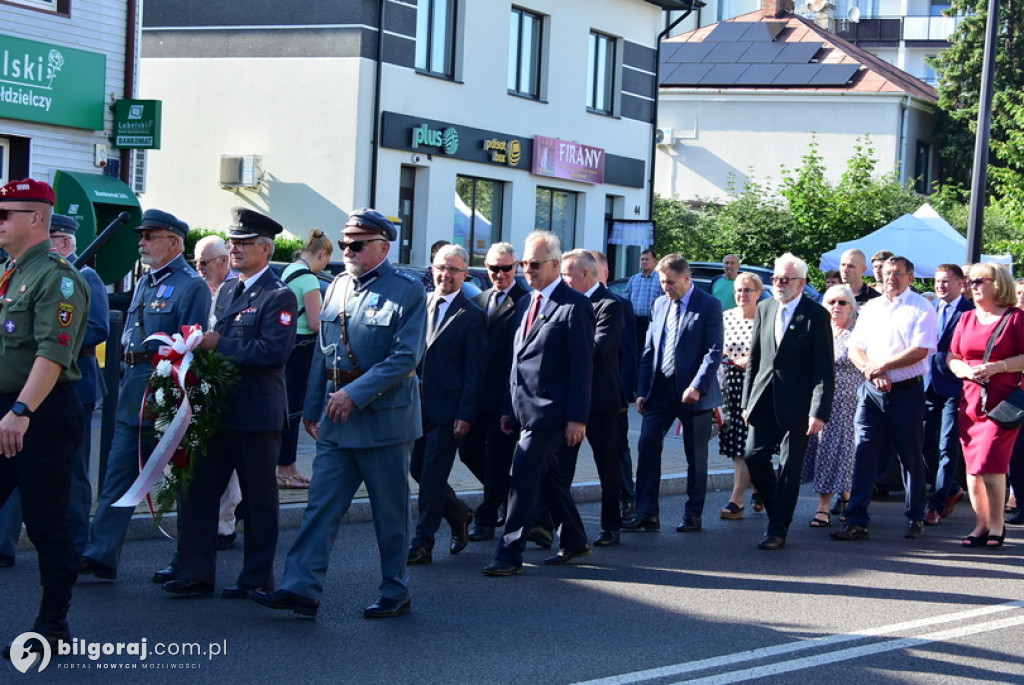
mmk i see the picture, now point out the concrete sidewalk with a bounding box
[23,405,740,546]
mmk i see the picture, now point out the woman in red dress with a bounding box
[948,263,1024,548]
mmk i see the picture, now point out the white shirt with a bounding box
[848,288,937,382]
[774,296,800,345]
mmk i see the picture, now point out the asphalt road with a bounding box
[2,488,1022,683]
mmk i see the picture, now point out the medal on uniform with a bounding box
[58,302,75,326]
[61,277,74,298]
[3,320,14,333]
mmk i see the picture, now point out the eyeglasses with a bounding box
[432,265,465,274]
[487,263,516,273]
[883,271,909,279]
[138,232,175,242]
[227,240,258,249]
[0,208,38,221]
[337,238,386,253]
[826,299,851,306]
[50,234,73,242]
[772,276,796,285]
[521,259,555,270]
[967,277,994,288]
[198,255,228,267]
[735,288,757,294]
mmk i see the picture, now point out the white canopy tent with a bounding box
[819,204,1013,278]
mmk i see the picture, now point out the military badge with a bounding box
[3,320,14,333]
[58,302,75,327]
[279,311,293,326]
[58,332,71,347]
[19,285,27,293]
[61,277,74,298]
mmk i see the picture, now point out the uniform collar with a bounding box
[147,254,187,287]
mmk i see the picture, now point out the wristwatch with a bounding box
[10,401,33,419]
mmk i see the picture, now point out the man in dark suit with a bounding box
[923,263,972,525]
[742,253,834,550]
[482,231,595,575]
[553,249,625,546]
[463,242,528,542]
[408,244,486,565]
[624,254,723,534]
[164,208,297,597]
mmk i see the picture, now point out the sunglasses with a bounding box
[198,255,228,267]
[487,263,516,273]
[826,299,851,306]
[521,259,555,270]
[139,232,176,242]
[338,238,386,253]
[772,276,795,285]
[0,208,38,221]
[967,277,993,288]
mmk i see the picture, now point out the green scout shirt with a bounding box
[0,240,90,393]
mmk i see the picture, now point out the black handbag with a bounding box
[980,312,1024,429]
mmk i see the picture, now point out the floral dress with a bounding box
[801,326,858,493]
[719,308,755,458]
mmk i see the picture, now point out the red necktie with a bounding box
[0,260,16,309]
[525,293,543,335]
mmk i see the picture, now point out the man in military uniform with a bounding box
[0,214,109,568]
[252,208,425,619]
[164,208,297,598]
[80,210,209,581]
[0,179,89,657]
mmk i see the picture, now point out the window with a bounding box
[914,140,931,195]
[455,176,504,266]
[587,31,616,116]
[535,187,578,249]
[416,0,457,78]
[3,0,69,13]
[508,8,543,98]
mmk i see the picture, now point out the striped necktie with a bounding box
[661,300,680,376]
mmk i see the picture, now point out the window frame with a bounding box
[535,186,578,250]
[508,7,543,100]
[0,0,69,15]
[416,0,459,80]
[587,31,617,116]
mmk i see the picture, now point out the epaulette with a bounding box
[46,251,76,270]
[395,270,419,284]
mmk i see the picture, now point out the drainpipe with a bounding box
[648,5,698,223]
[898,94,910,186]
[369,0,385,208]
[121,0,138,185]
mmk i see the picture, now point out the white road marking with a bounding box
[573,600,1024,685]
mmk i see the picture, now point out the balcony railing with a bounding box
[833,15,962,44]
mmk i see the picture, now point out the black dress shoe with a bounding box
[496,504,506,527]
[449,511,473,555]
[363,596,411,619]
[251,589,319,617]
[216,533,237,551]
[1007,509,1024,526]
[79,556,117,580]
[152,562,178,584]
[621,515,660,532]
[482,560,523,577]
[543,545,593,565]
[594,530,620,547]
[222,584,269,600]
[467,524,494,542]
[676,515,702,533]
[830,524,870,541]
[526,526,554,549]
[407,546,432,566]
[757,534,786,550]
[620,501,636,522]
[161,579,214,596]
[904,521,925,539]
[0,554,13,568]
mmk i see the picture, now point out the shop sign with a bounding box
[0,33,106,130]
[532,135,605,184]
[113,99,162,149]
[411,123,460,154]
[483,138,524,167]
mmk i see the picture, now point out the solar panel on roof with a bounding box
[808,64,860,85]
[774,43,821,63]
[704,42,750,63]
[661,63,713,86]
[740,43,785,63]
[661,42,713,65]
[734,64,786,85]
[705,22,750,42]
[737,23,776,42]
[772,64,821,85]
[697,64,749,86]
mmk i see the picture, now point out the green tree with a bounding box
[930,0,1024,221]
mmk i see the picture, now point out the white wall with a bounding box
[655,92,910,203]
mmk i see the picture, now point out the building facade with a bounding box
[140,0,678,272]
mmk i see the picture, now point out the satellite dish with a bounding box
[848,6,861,22]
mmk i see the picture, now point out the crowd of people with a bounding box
[0,176,1021,657]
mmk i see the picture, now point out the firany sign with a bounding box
[0,33,106,130]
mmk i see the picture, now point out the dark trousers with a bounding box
[410,423,471,548]
[635,373,711,519]
[495,428,586,565]
[1010,430,1024,509]
[177,431,280,588]
[617,411,636,503]
[0,384,83,588]
[459,410,515,528]
[278,334,316,467]
[845,381,927,527]
[923,387,963,511]
[745,401,810,539]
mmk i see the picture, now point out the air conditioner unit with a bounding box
[655,128,675,146]
[219,154,263,189]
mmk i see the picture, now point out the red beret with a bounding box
[0,178,56,205]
